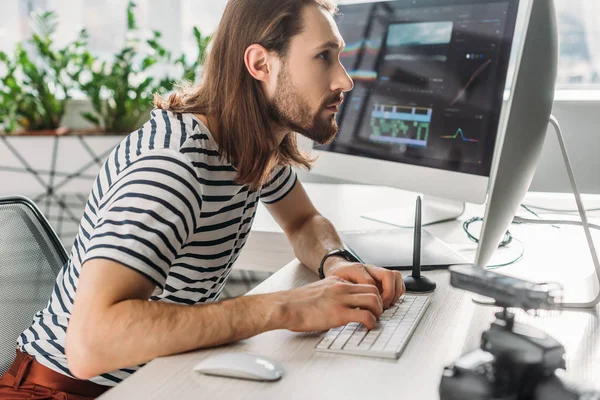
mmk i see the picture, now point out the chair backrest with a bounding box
[0,196,68,376]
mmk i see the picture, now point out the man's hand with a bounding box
[324,258,405,309]
[279,276,384,332]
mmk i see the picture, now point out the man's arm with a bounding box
[265,180,405,308]
[264,181,346,274]
[66,258,383,380]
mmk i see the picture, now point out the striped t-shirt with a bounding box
[17,109,297,386]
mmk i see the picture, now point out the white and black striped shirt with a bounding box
[17,110,297,386]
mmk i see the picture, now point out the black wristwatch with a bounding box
[318,248,360,279]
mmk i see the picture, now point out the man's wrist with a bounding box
[264,292,292,330]
[268,290,299,330]
[318,249,360,279]
[322,255,349,277]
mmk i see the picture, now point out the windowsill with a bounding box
[553,89,600,103]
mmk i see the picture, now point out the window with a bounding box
[1,0,599,89]
[555,0,600,88]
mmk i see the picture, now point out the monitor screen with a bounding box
[317,0,519,177]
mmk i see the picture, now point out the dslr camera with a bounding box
[439,265,599,400]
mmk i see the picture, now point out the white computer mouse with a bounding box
[193,352,284,381]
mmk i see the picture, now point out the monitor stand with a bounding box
[360,196,465,228]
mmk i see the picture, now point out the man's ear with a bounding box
[244,44,275,83]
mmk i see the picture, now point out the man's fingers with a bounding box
[345,308,378,330]
[342,281,381,297]
[344,266,377,287]
[394,271,405,303]
[343,293,383,318]
[381,270,396,308]
[365,266,397,308]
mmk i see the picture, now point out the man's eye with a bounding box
[318,51,330,62]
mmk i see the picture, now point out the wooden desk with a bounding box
[99,185,600,399]
[100,260,599,400]
[100,265,473,399]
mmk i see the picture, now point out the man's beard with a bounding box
[268,66,340,145]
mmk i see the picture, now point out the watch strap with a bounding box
[318,248,360,279]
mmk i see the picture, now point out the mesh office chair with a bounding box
[0,196,68,376]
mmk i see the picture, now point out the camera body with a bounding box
[439,310,573,400]
[439,265,599,400]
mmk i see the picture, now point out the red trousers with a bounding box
[0,350,109,399]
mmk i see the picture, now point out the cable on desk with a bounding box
[513,216,600,231]
[520,204,600,213]
[462,217,524,269]
[519,204,560,229]
[463,217,513,247]
[463,208,599,270]
[520,204,544,219]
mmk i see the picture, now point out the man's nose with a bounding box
[332,63,354,93]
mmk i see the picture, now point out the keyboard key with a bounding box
[316,333,338,349]
[315,295,430,359]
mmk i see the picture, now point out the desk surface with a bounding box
[100,261,600,400]
[99,184,600,399]
[101,265,477,400]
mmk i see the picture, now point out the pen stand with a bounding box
[405,196,437,293]
[404,273,436,293]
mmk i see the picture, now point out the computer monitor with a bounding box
[472,0,557,269]
[311,0,531,227]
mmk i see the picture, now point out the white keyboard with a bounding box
[315,295,430,359]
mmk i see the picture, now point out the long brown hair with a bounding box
[155,0,337,190]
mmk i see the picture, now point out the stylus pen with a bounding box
[413,196,422,278]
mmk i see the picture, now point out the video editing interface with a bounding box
[319,0,518,176]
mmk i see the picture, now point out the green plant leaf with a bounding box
[141,56,158,70]
[82,111,102,127]
[0,8,91,132]
[1,1,211,135]
[127,1,137,30]
[136,77,154,94]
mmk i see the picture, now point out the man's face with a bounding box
[268,4,354,144]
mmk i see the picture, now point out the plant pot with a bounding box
[67,128,109,136]
[15,127,70,136]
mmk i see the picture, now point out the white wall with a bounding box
[0,1,20,53]
[530,98,600,193]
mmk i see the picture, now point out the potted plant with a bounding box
[0,1,213,245]
[157,26,212,91]
[79,1,212,134]
[0,11,92,135]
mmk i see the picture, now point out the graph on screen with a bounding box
[441,128,479,143]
